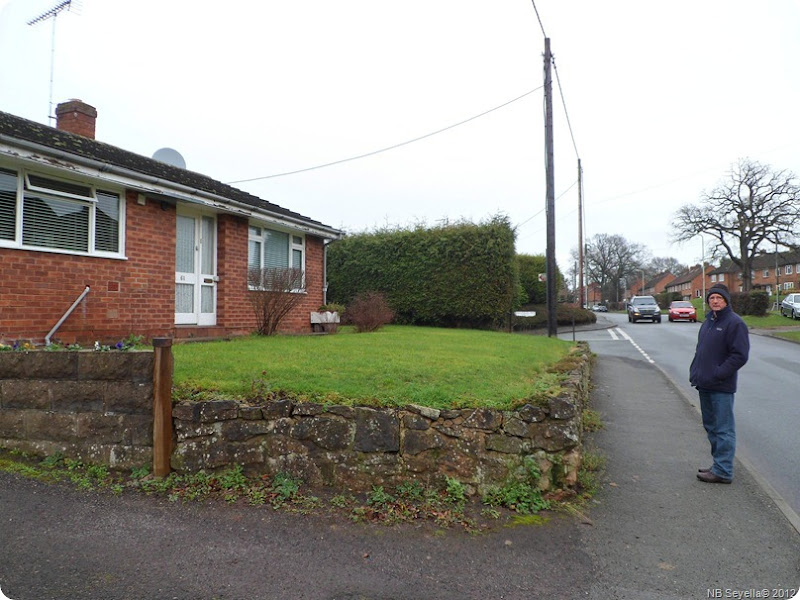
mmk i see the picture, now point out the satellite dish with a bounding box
[152,147,186,169]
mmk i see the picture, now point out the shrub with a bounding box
[346,291,394,332]
[730,291,769,316]
[247,267,305,335]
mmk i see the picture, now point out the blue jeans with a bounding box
[698,389,736,480]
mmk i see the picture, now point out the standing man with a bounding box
[689,283,749,484]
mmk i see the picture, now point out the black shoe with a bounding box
[697,471,732,484]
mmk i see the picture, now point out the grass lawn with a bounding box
[741,312,800,329]
[774,330,800,342]
[172,325,575,410]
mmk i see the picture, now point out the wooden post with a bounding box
[152,337,174,477]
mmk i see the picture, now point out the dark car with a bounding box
[668,300,697,322]
[627,295,661,323]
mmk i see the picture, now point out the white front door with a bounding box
[175,212,217,326]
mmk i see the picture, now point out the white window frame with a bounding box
[247,223,305,291]
[785,265,793,275]
[711,274,717,282]
[763,269,769,277]
[0,166,125,258]
[719,273,725,282]
[785,282,795,290]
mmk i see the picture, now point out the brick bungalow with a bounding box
[0,100,343,345]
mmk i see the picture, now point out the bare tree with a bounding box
[247,267,305,336]
[576,234,646,303]
[646,257,686,278]
[672,159,800,291]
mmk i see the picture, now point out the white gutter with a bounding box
[0,137,344,240]
[45,286,90,346]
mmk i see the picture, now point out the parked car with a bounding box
[780,293,800,319]
[591,304,608,312]
[627,295,661,323]
[668,300,697,322]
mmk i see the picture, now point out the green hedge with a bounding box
[327,217,518,328]
[730,291,769,316]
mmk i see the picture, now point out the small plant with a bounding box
[396,480,425,502]
[130,465,150,479]
[443,476,467,507]
[345,291,394,333]
[0,343,11,352]
[582,408,604,432]
[366,485,395,508]
[270,472,300,508]
[482,456,551,515]
[330,494,351,509]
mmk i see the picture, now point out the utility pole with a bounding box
[577,159,584,308]
[544,38,557,337]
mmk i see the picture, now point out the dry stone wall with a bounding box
[0,345,591,495]
[0,351,153,467]
[172,347,591,495]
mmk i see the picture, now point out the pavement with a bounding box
[0,321,798,599]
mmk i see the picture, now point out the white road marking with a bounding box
[617,328,656,364]
[607,329,619,340]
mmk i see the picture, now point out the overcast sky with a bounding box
[2,0,799,277]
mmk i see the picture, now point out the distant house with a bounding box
[665,265,714,300]
[736,251,800,295]
[628,271,675,297]
[0,100,344,345]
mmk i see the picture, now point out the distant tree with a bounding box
[575,234,646,303]
[646,257,685,278]
[672,159,800,291]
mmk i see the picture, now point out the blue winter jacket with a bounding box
[689,304,749,393]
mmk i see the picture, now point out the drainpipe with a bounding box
[323,237,344,306]
[45,286,90,346]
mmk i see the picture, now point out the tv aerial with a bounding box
[27,0,81,123]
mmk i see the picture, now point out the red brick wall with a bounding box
[0,192,327,345]
[215,214,324,335]
[0,191,174,345]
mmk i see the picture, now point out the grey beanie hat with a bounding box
[706,283,731,305]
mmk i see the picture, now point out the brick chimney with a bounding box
[55,99,97,139]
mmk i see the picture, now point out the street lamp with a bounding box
[699,234,707,317]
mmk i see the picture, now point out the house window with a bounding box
[763,269,770,277]
[247,225,304,290]
[786,265,793,275]
[784,282,794,290]
[711,274,717,282]
[719,274,725,282]
[0,167,123,256]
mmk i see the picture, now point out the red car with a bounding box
[668,300,697,322]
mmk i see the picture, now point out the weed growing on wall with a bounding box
[0,449,604,533]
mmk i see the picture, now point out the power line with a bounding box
[515,179,578,230]
[530,0,547,37]
[553,59,580,160]
[227,87,543,185]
